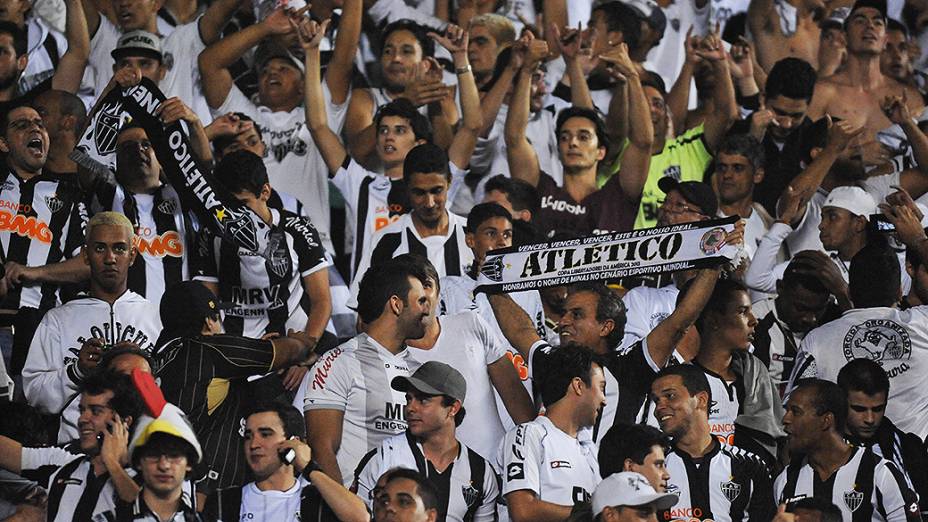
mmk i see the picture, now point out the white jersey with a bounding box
[22,291,162,442]
[774,446,920,522]
[88,17,210,123]
[354,432,498,522]
[499,416,600,508]
[439,274,546,430]
[238,477,309,522]
[349,211,474,308]
[332,158,466,279]
[620,285,678,352]
[406,311,510,466]
[303,333,410,486]
[788,306,928,439]
[751,296,804,387]
[20,16,67,95]
[21,446,121,522]
[216,80,348,253]
[697,364,741,445]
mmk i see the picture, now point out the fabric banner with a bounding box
[476,216,741,293]
[72,78,264,255]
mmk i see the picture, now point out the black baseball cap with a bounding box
[848,0,887,21]
[159,281,228,333]
[657,177,718,216]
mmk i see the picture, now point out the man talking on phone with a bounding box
[203,401,368,522]
[21,211,162,443]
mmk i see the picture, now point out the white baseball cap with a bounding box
[592,472,679,516]
[822,186,877,219]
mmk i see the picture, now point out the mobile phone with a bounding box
[784,494,808,511]
[96,423,114,448]
[278,436,297,464]
[870,214,896,232]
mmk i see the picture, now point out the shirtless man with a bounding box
[807,0,924,166]
[748,0,825,70]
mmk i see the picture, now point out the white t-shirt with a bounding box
[499,416,600,507]
[303,333,411,486]
[788,306,928,439]
[88,17,210,123]
[644,0,710,102]
[406,311,510,466]
[216,81,347,253]
[620,285,678,352]
[239,477,308,521]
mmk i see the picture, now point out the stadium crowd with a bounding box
[3,0,928,519]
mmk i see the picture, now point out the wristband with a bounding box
[456,65,472,75]
[302,460,323,479]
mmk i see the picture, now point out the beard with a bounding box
[0,67,20,91]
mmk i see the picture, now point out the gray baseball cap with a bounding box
[111,30,164,62]
[391,361,467,404]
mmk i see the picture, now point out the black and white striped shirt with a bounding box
[153,334,277,494]
[775,445,921,522]
[850,417,928,516]
[20,446,120,522]
[90,182,195,305]
[0,170,87,311]
[751,296,803,392]
[194,208,328,338]
[662,439,775,522]
[354,432,498,522]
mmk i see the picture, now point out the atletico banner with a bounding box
[476,216,741,293]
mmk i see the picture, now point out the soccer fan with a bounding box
[371,468,440,522]
[82,0,245,122]
[730,58,817,215]
[354,362,498,521]
[108,402,203,521]
[750,259,833,392]
[789,238,928,440]
[776,378,921,521]
[482,175,539,223]
[195,150,330,344]
[203,401,368,522]
[597,423,671,492]
[807,0,925,167]
[591,471,678,522]
[22,211,161,443]
[773,497,843,522]
[838,359,928,516]
[690,278,786,463]
[881,20,919,90]
[153,281,318,502]
[507,39,653,237]
[401,255,534,462]
[344,19,450,169]
[747,0,822,71]
[500,345,605,521]
[467,14,517,89]
[0,0,67,95]
[1,103,89,378]
[713,134,773,260]
[304,20,479,280]
[32,89,85,177]
[304,259,431,486]
[198,0,362,254]
[650,365,776,521]
[0,370,143,521]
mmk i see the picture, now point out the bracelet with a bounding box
[302,460,323,478]
[455,65,472,75]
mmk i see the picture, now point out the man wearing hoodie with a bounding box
[22,211,162,443]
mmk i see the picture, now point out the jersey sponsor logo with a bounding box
[157,198,177,215]
[0,199,31,213]
[374,214,401,232]
[550,460,572,469]
[511,425,526,460]
[385,402,405,421]
[720,480,741,502]
[842,319,912,378]
[506,351,529,381]
[283,216,321,249]
[844,489,864,512]
[55,477,83,486]
[44,194,64,213]
[663,507,704,520]
[1,178,13,191]
[136,230,184,258]
[0,210,53,243]
[310,347,344,390]
[540,195,587,215]
[462,482,480,508]
[228,285,285,312]
[507,462,524,481]
[662,166,682,181]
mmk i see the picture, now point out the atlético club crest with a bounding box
[265,233,290,278]
[461,482,479,508]
[44,194,64,213]
[93,101,124,155]
[158,199,177,215]
[720,480,741,502]
[223,209,260,254]
[844,490,864,512]
[481,255,505,282]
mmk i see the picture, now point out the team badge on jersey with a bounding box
[265,233,291,278]
[462,482,480,508]
[507,462,525,481]
[44,194,64,213]
[720,480,741,502]
[158,198,177,215]
[224,210,260,254]
[481,256,505,282]
[844,489,864,512]
[842,320,912,378]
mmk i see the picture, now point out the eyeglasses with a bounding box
[660,200,706,216]
[140,452,186,464]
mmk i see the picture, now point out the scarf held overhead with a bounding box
[476,217,741,293]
